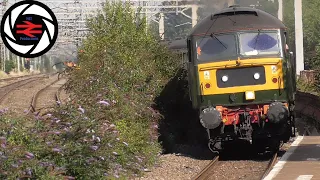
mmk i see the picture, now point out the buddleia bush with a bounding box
[0,1,180,179]
[60,2,179,177]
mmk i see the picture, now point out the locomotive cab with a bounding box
[186,6,296,153]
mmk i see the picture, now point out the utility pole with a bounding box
[278,0,283,21]
[159,13,165,40]
[191,5,198,27]
[295,0,304,75]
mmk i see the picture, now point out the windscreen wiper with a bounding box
[210,33,227,49]
[253,29,261,50]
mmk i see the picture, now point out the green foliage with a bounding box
[5,60,15,73]
[43,55,52,73]
[296,76,318,95]
[284,0,320,70]
[0,1,180,179]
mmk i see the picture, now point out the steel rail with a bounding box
[28,78,65,115]
[192,156,219,180]
[0,76,48,104]
[260,152,279,180]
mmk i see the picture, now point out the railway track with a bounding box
[0,75,48,104]
[28,77,66,115]
[0,74,39,83]
[193,151,278,180]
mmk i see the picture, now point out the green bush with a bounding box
[5,60,15,73]
[0,1,179,179]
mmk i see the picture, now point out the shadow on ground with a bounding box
[154,68,214,160]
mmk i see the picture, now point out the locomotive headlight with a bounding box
[221,75,228,82]
[254,73,260,80]
[245,91,255,100]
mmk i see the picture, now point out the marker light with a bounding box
[205,83,211,89]
[254,73,260,80]
[222,75,228,82]
[245,91,255,100]
[272,77,278,83]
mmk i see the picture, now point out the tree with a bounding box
[284,0,320,69]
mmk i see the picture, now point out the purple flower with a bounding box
[46,141,52,145]
[98,100,110,106]
[52,148,61,152]
[78,106,85,114]
[25,169,32,176]
[90,146,99,151]
[96,137,101,142]
[64,176,75,180]
[24,109,28,113]
[25,152,34,159]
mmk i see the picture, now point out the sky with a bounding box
[0,0,192,59]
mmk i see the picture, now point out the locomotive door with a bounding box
[284,31,296,102]
[187,38,198,109]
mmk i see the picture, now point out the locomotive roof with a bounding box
[189,6,286,36]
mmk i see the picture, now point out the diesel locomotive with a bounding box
[165,6,297,153]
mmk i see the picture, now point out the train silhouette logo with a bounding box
[0,0,58,58]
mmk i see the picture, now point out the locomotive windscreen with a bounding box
[196,34,237,62]
[239,31,281,56]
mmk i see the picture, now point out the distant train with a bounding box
[164,5,297,153]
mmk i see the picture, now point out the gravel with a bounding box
[35,78,67,111]
[0,75,62,116]
[136,138,296,180]
[136,153,212,180]
[134,144,214,180]
[208,160,269,180]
